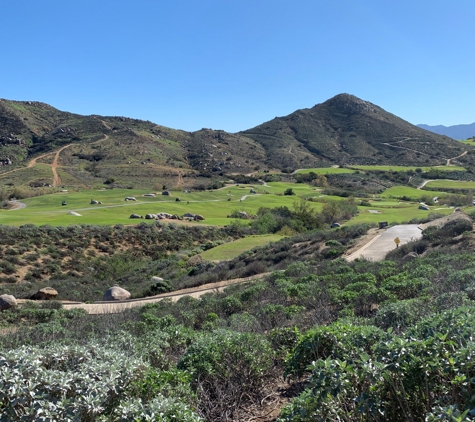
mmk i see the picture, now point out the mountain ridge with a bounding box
[417,122,475,140]
[0,94,472,188]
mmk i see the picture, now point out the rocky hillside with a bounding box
[241,93,470,169]
[0,99,266,187]
[0,95,472,189]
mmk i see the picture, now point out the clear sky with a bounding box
[2,0,474,132]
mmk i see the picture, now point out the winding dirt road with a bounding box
[447,150,467,166]
[51,144,72,186]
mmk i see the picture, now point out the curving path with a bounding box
[56,273,270,314]
[346,224,422,262]
[51,144,72,186]
[447,150,467,166]
[418,179,434,189]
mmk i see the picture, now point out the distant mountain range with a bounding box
[0,94,471,188]
[417,123,475,140]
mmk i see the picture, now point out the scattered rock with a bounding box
[125,197,137,201]
[194,214,205,221]
[403,252,419,260]
[143,193,156,197]
[145,214,157,220]
[30,287,58,300]
[0,294,17,311]
[183,212,196,218]
[129,214,142,219]
[103,285,131,301]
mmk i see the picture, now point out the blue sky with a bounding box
[2,0,474,132]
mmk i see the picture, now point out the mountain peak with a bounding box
[321,93,378,115]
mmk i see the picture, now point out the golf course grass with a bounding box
[0,181,462,228]
[199,235,284,261]
[425,180,475,190]
[295,167,355,175]
[350,165,467,172]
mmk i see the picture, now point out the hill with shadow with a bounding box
[241,93,470,169]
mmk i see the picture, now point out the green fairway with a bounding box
[350,165,466,172]
[295,167,355,175]
[340,189,454,226]
[380,186,447,199]
[347,203,453,226]
[200,235,284,261]
[425,180,475,190]
[0,183,324,227]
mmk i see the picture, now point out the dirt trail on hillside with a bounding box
[51,144,72,186]
[447,150,467,166]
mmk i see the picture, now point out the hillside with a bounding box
[0,95,472,190]
[0,99,265,188]
[418,122,475,140]
[241,93,470,169]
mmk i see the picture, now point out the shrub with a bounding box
[178,330,275,421]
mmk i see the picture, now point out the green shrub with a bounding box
[178,330,275,421]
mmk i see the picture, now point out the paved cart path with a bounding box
[346,224,422,262]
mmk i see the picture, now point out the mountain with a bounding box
[417,123,475,140]
[241,94,469,168]
[0,99,266,188]
[0,94,472,189]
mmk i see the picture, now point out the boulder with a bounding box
[125,197,137,201]
[0,294,17,311]
[162,191,171,196]
[30,287,58,300]
[239,211,249,219]
[249,189,256,194]
[331,222,341,228]
[183,212,196,218]
[90,199,99,204]
[103,285,131,301]
[150,276,164,283]
[145,214,157,220]
[403,252,419,260]
[68,211,82,216]
[194,214,205,221]
[143,193,156,197]
[129,214,142,219]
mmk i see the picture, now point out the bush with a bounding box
[178,330,275,421]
